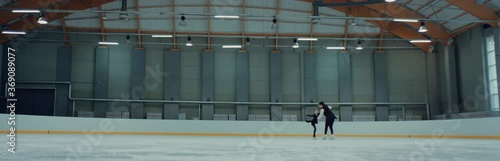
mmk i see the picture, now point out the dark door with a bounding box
[16,89,54,116]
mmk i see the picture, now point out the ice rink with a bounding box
[2,134,500,161]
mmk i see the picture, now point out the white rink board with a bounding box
[1,114,500,136]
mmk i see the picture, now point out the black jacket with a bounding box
[306,113,319,124]
[321,105,337,120]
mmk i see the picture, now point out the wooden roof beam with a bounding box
[445,0,498,27]
[333,6,431,52]
[349,0,450,43]
[0,0,68,26]
[0,0,116,44]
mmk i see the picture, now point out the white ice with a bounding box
[1,134,500,161]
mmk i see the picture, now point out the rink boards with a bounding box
[1,114,500,139]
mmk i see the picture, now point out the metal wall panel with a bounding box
[202,50,215,120]
[164,50,180,119]
[340,106,352,121]
[374,51,388,102]
[339,52,352,102]
[270,51,282,121]
[374,51,389,121]
[304,52,318,120]
[236,50,249,120]
[339,52,352,121]
[304,52,318,102]
[445,46,459,114]
[130,48,145,119]
[94,47,109,118]
[55,46,72,116]
[376,106,389,121]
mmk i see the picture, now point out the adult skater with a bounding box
[317,101,337,140]
[305,108,319,139]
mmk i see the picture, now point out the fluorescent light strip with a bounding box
[222,45,242,48]
[326,47,346,50]
[393,19,419,23]
[12,10,40,13]
[214,15,240,19]
[99,42,119,45]
[151,35,173,38]
[410,40,432,43]
[2,31,26,35]
[297,38,318,41]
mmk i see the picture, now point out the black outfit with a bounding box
[306,113,319,137]
[321,105,337,135]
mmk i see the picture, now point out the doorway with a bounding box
[15,89,55,116]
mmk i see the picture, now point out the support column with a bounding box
[304,51,318,118]
[130,48,145,119]
[426,51,440,119]
[444,45,459,116]
[164,49,180,119]
[270,50,282,121]
[236,50,249,120]
[339,51,352,121]
[373,51,389,121]
[94,47,109,118]
[201,50,215,120]
[56,46,72,116]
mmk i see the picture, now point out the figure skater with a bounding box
[317,101,337,140]
[305,108,319,139]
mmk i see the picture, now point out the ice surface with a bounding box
[1,134,500,161]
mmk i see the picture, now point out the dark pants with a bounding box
[311,122,317,137]
[324,119,334,135]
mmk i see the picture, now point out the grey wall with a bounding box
[386,44,428,118]
[11,32,487,120]
[455,26,489,112]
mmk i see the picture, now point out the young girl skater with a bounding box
[305,108,319,139]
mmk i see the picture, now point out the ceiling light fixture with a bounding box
[292,39,299,48]
[245,38,251,46]
[119,0,128,21]
[418,21,428,33]
[271,16,278,29]
[385,0,396,2]
[37,13,48,25]
[356,40,363,50]
[179,15,187,27]
[186,36,193,46]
